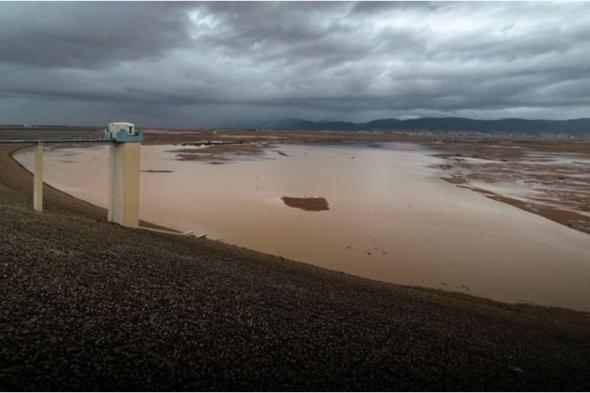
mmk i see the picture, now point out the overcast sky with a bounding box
[1,1,590,127]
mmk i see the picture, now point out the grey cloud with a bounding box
[350,1,445,14]
[1,1,590,127]
[0,2,193,68]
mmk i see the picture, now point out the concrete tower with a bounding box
[106,122,143,228]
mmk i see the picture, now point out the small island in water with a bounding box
[282,196,330,211]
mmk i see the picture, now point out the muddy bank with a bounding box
[141,169,174,173]
[434,141,590,234]
[282,196,330,211]
[170,142,265,162]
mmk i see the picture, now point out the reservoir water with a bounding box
[16,142,590,311]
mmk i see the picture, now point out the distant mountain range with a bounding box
[274,117,590,135]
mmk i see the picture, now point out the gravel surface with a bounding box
[1,145,589,390]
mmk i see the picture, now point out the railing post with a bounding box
[33,143,44,212]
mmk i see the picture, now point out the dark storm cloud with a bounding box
[1,1,590,127]
[0,2,193,68]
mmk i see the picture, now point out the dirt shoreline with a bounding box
[1,142,590,390]
[434,142,590,235]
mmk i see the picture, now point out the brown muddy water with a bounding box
[15,143,590,311]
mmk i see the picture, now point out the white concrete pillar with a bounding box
[33,143,43,212]
[108,142,140,227]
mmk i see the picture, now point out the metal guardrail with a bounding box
[0,128,106,144]
[0,127,143,145]
[0,129,109,145]
[0,139,111,145]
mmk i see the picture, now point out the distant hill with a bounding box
[275,119,359,131]
[275,117,590,135]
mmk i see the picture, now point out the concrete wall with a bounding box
[108,143,140,227]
